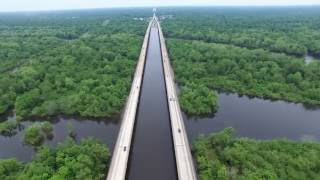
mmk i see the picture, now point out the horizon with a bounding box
[1,0,320,12]
[1,5,320,14]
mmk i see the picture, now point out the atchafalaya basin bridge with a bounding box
[106,15,197,180]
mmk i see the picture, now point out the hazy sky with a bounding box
[1,0,320,12]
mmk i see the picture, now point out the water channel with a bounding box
[0,117,120,162]
[183,92,320,142]
[126,22,177,180]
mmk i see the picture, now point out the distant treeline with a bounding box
[162,7,320,56]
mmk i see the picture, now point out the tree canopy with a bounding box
[162,7,320,56]
[0,10,148,120]
[0,138,109,180]
[168,39,320,108]
[23,121,53,146]
[193,128,320,180]
[162,7,320,115]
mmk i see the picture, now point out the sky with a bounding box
[1,0,320,12]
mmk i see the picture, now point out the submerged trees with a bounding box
[23,122,53,146]
[0,119,19,136]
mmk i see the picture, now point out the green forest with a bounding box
[193,128,320,180]
[161,7,320,115]
[1,7,320,180]
[23,121,53,146]
[0,118,19,136]
[0,10,148,120]
[162,8,320,179]
[168,39,320,113]
[162,7,320,56]
[179,82,218,115]
[0,9,149,180]
[0,138,109,179]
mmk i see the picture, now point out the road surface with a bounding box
[106,18,152,180]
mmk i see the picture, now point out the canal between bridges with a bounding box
[126,21,177,180]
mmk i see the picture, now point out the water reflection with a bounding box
[305,55,314,64]
[183,93,320,142]
[0,117,120,162]
[304,54,320,64]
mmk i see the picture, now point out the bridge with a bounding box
[106,15,197,180]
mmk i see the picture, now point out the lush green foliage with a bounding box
[23,122,53,146]
[67,122,76,139]
[162,7,320,56]
[0,159,23,180]
[41,121,53,136]
[193,128,320,180]
[162,7,320,115]
[168,39,320,107]
[0,10,148,120]
[0,119,19,136]
[180,83,218,115]
[0,138,110,179]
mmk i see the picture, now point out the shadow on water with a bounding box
[228,91,320,112]
[302,103,320,111]
[183,92,320,142]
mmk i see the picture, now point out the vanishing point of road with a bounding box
[107,15,197,180]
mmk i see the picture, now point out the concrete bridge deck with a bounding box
[157,17,197,180]
[106,19,152,180]
[107,16,197,180]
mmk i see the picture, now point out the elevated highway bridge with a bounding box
[106,15,197,180]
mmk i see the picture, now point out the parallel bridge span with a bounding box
[106,15,197,180]
[157,17,197,180]
[106,18,152,180]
